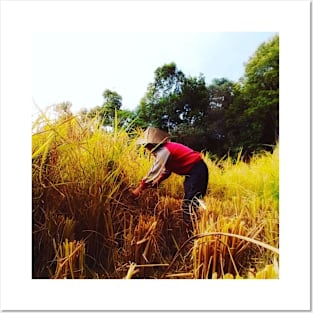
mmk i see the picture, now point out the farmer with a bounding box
[131,127,209,228]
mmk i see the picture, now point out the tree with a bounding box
[138,63,185,132]
[225,35,279,155]
[136,64,234,154]
[100,89,123,126]
[244,35,279,144]
[178,74,208,125]
[202,78,235,154]
[53,101,73,119]
[116,109,138,131]
[208,78,234,110]
[171,74,210,151]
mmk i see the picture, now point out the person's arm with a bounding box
[131,147,170,197]
[151,169,171,187]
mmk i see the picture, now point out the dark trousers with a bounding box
[182,160,209,224]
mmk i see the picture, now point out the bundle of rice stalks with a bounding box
[124,262,139,279]
[32,113,144,277]
[254,263,279,279]
[156,196,185,253]
[32,213,77,278]
[121,214,161,277]
[191,200,279,279]
[32,111,279,279]
[52,239,86,279]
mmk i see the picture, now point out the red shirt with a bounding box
[163,142,202,175]
[141,142,202,188]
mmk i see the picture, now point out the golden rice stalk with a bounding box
[223,273,234,279]
[52,239,85,279]
[165,273,193,279]
[255,264,279,279]
[124,262,139,279]
[198,232,279,255]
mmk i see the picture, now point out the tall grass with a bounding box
[32,112,279,279]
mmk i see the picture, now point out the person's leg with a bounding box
[182,160,209,225]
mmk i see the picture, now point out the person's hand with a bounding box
[129,185,142,198]
[151,178,162,189]
[151,182,159,189]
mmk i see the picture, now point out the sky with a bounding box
[32,32,277,115]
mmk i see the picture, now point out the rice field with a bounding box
[32,113,279,279]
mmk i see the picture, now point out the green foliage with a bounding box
[138,62,185,131]
[79,35,279,158]
[179,74,208,125]
[100,89,123,126]
[225,35,279,155]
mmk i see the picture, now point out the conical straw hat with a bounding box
[136,127,170,145]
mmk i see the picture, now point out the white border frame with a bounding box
[0,1,311,311]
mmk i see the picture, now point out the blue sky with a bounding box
[32,32,276,114]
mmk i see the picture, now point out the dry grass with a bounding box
[32,111,279,279]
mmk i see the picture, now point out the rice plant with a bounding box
[32,111,279,279]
